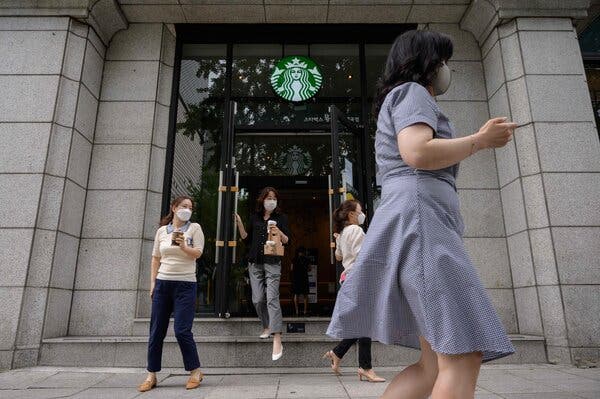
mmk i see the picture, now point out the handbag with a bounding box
[263,226,285,257]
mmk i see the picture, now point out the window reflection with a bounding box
[173,44,228,314]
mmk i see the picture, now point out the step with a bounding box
[132,317,332,336]
[40,334,547,368]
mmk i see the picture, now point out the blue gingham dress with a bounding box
[327,82,515,362]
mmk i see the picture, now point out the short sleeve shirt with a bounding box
[152,222,205,282]
[374,82,458,185]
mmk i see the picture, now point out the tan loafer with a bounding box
[186,371,204,390]
[137,377,157,392]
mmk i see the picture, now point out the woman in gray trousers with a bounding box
[235,186,290,361]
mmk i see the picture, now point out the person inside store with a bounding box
[291,246,311,316]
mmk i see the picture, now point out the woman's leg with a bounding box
[293,294,299,316]
[173,281,200,372]
[380,337,438,399]
[147,280,174,373]
[303,294,308,315]
[357,337,372,370]
[264,262,283,355]
[332,338,357,360]
[356,338,385,382]
[249,263,270,333]
[431,351,482,399]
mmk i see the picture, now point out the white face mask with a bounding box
[357,212,366,225]
[176,208,192,222]
[432,62,451,96]
[264,200,277,212]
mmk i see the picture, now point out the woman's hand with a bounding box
[270,226,288,244]
[174,234,187,248]
[150,280,155,298]
[234,213,248,240]
[473,117,517,150]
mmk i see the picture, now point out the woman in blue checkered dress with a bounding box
[326,30,516,399]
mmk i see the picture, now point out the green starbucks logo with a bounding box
[271,56,322,102]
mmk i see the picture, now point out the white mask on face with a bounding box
[176,208,192,222]
[432,62,451,96]
[264,200,277,212]
[357,212,366,225]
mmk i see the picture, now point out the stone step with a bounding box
[40,334,547,368]
[132,317,332,336]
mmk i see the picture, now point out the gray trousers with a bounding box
[249,261,283,334]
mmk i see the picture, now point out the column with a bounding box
[69,23,175,335]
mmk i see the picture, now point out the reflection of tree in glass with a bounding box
[177,54,361,147]
[172,48,369,314]
[186,171,218,309]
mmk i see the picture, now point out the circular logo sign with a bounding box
[270,56,322,102]
[279,145,312,175]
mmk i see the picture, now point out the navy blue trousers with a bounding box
[147,279,200,372]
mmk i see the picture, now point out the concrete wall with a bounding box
[477,16,600,364]
[68,23,176,334]
[0,16,105,368]
[428,23,518,334]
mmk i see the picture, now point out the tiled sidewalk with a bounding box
[0,364,598,398]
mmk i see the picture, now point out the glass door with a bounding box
[213,102,367,317]
[329,105,365,280]
[214,101,237,318]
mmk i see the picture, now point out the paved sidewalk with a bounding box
[0,364,598,398]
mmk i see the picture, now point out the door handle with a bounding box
[215,170,224,264]
[232,171,240,262]
[328,174,334,265]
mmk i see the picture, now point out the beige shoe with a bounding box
[137,377,157,392]
[323,350,342,375]
[358,368,386,382]
[186,371,204,390]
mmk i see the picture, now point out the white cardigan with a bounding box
[335,224,365,276]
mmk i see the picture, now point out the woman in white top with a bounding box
[323,200,385,383]
[138,196,205,392]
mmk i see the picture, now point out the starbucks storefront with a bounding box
[4,0,600,370]
[167,24,412,318]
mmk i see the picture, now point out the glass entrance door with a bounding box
[328,105,365,282]
[213,101,366,318]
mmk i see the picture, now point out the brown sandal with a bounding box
[186,371,204,390]
[137,377,157,392]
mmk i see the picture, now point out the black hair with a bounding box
[373,30,453,117]
[332,200,360,234]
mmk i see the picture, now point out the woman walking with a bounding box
[235,187,290,361]
[327,30,516,399]
[324,200,385,383]
[138,195,205,392]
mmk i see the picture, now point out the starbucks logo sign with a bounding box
[279,145,312,175]
[271,56,322,102]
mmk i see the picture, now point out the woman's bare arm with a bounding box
[397,117,516,171]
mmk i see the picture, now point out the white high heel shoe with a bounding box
[259,329,270,339]
[272,345,283,361]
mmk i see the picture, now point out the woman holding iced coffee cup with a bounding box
[138,195,205,392]
[235,187,290,361]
